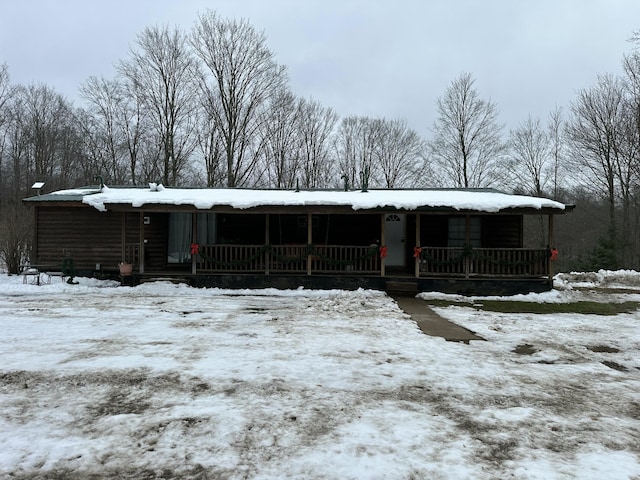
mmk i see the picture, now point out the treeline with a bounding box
[1,10,640,272]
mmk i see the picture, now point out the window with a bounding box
[448,216,481,247]
[167,213,217,263]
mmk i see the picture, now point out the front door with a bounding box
[385,214,405,267]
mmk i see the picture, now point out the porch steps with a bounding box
[385,280,418,295]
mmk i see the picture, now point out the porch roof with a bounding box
[25,185,572,214]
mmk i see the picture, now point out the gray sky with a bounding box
[1,0,639,134]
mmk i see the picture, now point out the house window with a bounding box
[448,216,481,247]
[167,213,216,263]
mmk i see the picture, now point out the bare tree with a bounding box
[78,76,129,183]
[0,63,11,125]
[12,83,78,190]
[507,116,551,196]
[547,106,566,199]
[195,112,226,187]
[374,118,424,188]
[0,63,15,197]
[260,89,300,188]
[335,116,380,189]
[567,73,629,264]
[119,25,198,186]
[191,11,287,187]
[429,72,505,188]
[296,97,338,188]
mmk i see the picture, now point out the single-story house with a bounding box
[23,185,574,295]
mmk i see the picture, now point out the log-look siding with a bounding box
[36,208,169,273]
[35,206,122,270]
[123,212,167,271]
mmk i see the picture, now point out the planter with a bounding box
[119,263,133,276]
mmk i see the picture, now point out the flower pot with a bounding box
[119,263,133,276]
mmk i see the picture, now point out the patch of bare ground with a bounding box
[587,345,620,353]
[513,343,537,355]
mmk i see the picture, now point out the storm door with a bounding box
[385,214,406,267]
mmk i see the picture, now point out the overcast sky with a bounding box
[1,0,640,134]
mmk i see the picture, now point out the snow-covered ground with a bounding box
[0,271,639,479]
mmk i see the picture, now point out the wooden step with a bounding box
[385,281,418,295]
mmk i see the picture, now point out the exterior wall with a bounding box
[35,205,122,271]
[123,212,168,272]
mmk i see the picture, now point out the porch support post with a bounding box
[307,213,312,276]
[548,214,555,279]
[265,214,270,275]
[415,214,421,278]
[464,214,470,278]
[191,213,197,275]
[139,212,145,274]
[121,213,126,264]
[380,214,386,277]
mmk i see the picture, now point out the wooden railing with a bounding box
[269,245,307,273]
[187,244,548,278]
[310,245,380,273]
[196,244,380,274]
[198,244,266,272]
[419,247,549,278]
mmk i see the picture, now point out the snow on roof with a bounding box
[57,185,568,213]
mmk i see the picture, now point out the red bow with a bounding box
[379,246,388,258]
[550,248,558,261]
[190,243,199,255]
[413,246,422,258]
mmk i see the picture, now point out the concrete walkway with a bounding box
[391,295,484,343]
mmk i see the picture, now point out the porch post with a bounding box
[380,214,386,277]
[464,214,470,278]
[139,212,145,274]
[121,213,126,264]
[548,214,555,279]
[265,214,270,275]
[415,214,421,278]
[191,213,197,275]
[307,213,312,275]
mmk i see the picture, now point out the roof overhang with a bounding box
[24,186,574,216]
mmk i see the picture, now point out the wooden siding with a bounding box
[35,206,122,271]
[123,212,168,271]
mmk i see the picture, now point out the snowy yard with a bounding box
[0,271,639,479]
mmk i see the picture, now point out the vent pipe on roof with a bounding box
[341,174,349,191]
[93,175,104,190]
[360,166,369,193]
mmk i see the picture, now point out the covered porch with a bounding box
[123,210,558,281]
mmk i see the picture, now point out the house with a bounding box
[23,185,574,295]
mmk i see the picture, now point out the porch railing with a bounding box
[191,244,549,278]
[196,244,379,274]
[419,247,549,278]
[198,244,267,272]
[310,245,379,273]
